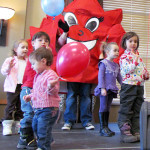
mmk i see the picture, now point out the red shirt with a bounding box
[22,59,36,88]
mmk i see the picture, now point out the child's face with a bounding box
[15,41,28,59]
[31,58,47,74]
[126,36,138,52]
[107,44,119,60]
[32,35,50,50]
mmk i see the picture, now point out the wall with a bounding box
[24,0,46,39]
[0,0,27,101]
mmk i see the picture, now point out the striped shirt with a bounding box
[31,69,60,108]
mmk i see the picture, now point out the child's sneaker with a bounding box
[36,148,42,150]
[2,120,14,136]
[61,123,72,130]
[120,123,137,143]
[85,123,95,130]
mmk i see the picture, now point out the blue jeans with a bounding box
[20,87,34,128]
[64,82,92,127]
[32,107,58,150]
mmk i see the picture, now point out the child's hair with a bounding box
[29,47,53,66]
[32,31,50,44]
[101,42,118,53]
[11,39,28,56]
[121,31,139,50]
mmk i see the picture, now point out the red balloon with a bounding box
[56,42,90,78]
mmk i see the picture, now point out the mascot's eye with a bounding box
[85,17,99,32]
[64,12,78,27]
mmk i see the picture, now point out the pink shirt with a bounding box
[31,69,60,108]
[1,56,27,93]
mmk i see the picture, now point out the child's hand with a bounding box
[48,78,59,90]
[9,57,15,68]
[46,46,52,51]
[101,88,107,96]
[23,95,31,102]
[143,68,149,80]
[131,49,139,62]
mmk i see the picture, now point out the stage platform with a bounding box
[0,123,140,150]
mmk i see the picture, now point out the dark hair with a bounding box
[29,47,53,66]
[32,31,50,44]
[121,31,139,50]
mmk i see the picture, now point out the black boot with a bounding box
[104,112,115,136]
[17,127,37,149]
[99,112,112,137]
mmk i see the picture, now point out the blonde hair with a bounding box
[101,42,118,53]
[11,39,28,56]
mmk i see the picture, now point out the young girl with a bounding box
[24,47,60,150]
[118,31,149,143]
[94,42,122,137]
[1,39,28,135]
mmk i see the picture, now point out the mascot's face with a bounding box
[64,11,104,51]
[63,0,125,83]
[29,0,125,83]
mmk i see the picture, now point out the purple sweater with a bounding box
[94,59,122,96]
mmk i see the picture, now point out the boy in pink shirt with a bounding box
[24,47,60,150]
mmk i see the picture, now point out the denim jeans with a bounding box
[20,87,34,128]
[32,107,58,150]
[64,82,92,127]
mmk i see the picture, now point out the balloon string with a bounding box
[58,76,67,81]
[146,11,150,67]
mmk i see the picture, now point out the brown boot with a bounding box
[120,123,138,143]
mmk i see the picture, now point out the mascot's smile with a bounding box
[67,37,97,50]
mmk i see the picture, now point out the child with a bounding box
[24,47,60,150]
[118,31,149,143]
[17,29,68,149]
[17,31,51,149]
[94,42,122,137]
[1,39,28,135]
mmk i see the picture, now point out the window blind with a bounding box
[103,0,150,101]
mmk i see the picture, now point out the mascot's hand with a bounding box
[58,19,69,32]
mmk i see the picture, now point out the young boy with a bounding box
[17,31,50,149]
[24,47,60,150]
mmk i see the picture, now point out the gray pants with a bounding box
[118,83,144,133]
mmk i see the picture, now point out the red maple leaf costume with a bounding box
[29,0,125,84]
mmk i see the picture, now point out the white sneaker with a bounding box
[2,120,14,136]
[61,123,72,130]
[36,148,42,150]
[85,123,95,130]
[14,121,21,134]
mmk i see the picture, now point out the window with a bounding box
[103,0,150,102]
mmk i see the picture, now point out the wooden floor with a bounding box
[0,123,140,150]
